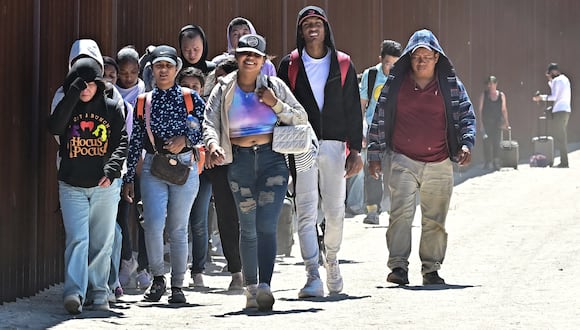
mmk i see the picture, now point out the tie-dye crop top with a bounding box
[228,85,278,138]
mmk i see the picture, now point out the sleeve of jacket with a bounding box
[203,81,224,148]
[367,85,387,162]
[456,79,476,150]
[48,82,83,135]
[344,61,363,151]
[103,99,128,181]
[269,76,308,125]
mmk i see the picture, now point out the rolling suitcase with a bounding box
[532,115,554,166]
[499,127,519,169]
[276,196,295,257]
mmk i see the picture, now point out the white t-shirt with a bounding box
[302,48,331,112]
[547,74,571,113]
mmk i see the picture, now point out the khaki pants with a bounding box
[387,152,453,274]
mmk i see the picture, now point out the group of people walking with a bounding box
[50,3,570,316]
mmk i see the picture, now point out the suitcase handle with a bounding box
[500,127,513,142]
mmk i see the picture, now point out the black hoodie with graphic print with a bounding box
[277,6,362,152]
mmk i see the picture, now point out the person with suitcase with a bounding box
[532,63,571,168]
[477,75,510,170]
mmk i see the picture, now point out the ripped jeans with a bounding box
[228,143,289,286]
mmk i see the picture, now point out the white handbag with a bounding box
[272,124,312,154]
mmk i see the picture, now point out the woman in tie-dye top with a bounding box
[203,34,307,311]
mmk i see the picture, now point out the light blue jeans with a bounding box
[387,152,453,274]
[295,140,347,273]
[228,143,289,286]
[59,179,121,303]
[108,223,122,290]
[140,151,199,288]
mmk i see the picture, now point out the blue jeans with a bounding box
[140,151,199,288]
[228,143,289,286]
[108,223,122,290]
[59,179,121,303]
[189,171,212,274]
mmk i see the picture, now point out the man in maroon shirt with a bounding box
[367,29,475,286]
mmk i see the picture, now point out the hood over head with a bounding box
[296,6,335,53]
[393,29,453,76]
[178,24,214,73]
[63,57,106,93]
[68,39,104,73]
[226,17,256,53]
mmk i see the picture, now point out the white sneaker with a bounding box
[325,259,343,293]
[136,269,152,290]
[119,256,138,287]
[245,284,258,309]
[63,294,82,315]
[298,274,324,298]
[256,283,275,311]
[189,273,205,288]
[91,299,110,312]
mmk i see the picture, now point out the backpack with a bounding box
[135,88,194,120]
[366,67,378,104]
[287,49,351,91]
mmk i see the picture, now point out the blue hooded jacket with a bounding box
[367,29,476,162]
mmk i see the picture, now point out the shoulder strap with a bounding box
[287,154,297,198]
[136,93,146,120]
[143,92,157,153]
[288,49,300,91]
[182,88,194,113]
[336,51,351,87]
[367,68,378,102]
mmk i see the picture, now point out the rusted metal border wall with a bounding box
[1,0,578,303]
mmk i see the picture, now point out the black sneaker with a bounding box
[423,271,445,285]
[168,287,186,304]
[386,267,409,285]
[144,276,166,302]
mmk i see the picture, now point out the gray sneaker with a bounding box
[256,283,275,311]
[363,212,380,225]
[63,294,82,315]
[298,274,324,298]
[189,273,205,288]
[228,272,244,291]
[245,284,258,309]
[325,259,343,293]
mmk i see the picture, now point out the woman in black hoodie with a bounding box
[178,24,216,75]
[48,57,128,314]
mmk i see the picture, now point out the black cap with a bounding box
[235,34,266,56]
[150,45,179,66]
[298,6,328,26]
[547,63,559,72]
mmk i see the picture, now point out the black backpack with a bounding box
[366,67,378,105]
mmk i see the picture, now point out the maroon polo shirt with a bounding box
[392,73,448,162]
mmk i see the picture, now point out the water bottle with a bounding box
[187,114,200,130]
